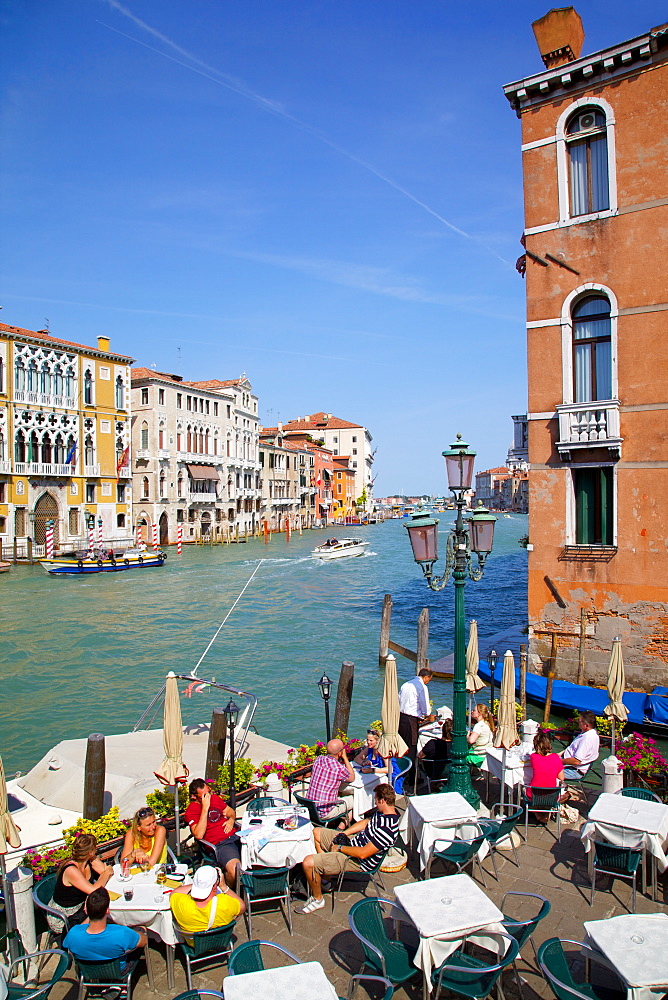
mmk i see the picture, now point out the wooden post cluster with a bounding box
[333,661,354,737]
[83,733,106,820]
[204,709,228,783]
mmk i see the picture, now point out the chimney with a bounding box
[326,413,332,420]
[532,7,584,68]
[277,421,283,431]
[97,335,110,353]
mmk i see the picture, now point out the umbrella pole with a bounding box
[0,855,19,963]
[173,785,180,859]
[499,749,507,817]
[611,718,615,759]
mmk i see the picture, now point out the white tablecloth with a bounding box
[344,768,382,820]
[584,913,668,1000]
[581,793,668,871]
[402,792,484,871]
[107,863,190,946]
[238,812,315,869]
[482,746,532,794]
[223,960,338,1000]
[394,874,506,981]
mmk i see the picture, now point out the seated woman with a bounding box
[48,833,113,932]
[466,704,495,766]
[353,730,388,774]
[121,807,168,867]
[418,717,452,782]
[528,731,565,801]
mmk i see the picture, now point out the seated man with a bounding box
[185,778,241,887]
[170,865,245,945]
[307,738,355,820]
[298,783,399,914]
[559,710,600,796]
[63,887,147,969]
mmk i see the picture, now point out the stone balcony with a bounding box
[556,400,622,460]
[14,390,77,409]
[84,464,101,477]
[188,491,218,503]
[0,460,11,474]
[14,462,73,476]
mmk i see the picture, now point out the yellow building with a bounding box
[0,323,134,555]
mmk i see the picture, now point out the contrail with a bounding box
[101,1,509,265]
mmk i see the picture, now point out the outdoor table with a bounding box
[581,792,668,899]
[346,767,382,819]
[238,807,315,869]
[223,960,338,1000]
[584,913,668,1000]
[401,791,482,871]
[418,722,443,754]
[394,873,506,1000]
[107,862,191,989]
[482,747,532,804]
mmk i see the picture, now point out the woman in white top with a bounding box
[466,704,495,766]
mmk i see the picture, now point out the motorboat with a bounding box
[40,546,167,575]
[312,537,369,560]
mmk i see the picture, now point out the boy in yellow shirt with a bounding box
[170,865,244,944]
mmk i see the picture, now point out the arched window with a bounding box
[0,357,4,393]
[0,431,4,461]
[42,433,52,464]
[115,376,124,410]
[566,107,609,217]
[27,360,37,392]
[159,472,166,497]
[142,477,150,499]
[198,431,204,454]
[205,431,210,455]
[158,423,165,450]
[140,421,148,450]
[85,435,95,466]
[53,365,63,397]
[572,296,612,402]
[54,434,66,464]
[176,430,182,452]
[84,369,93,405]
[40,364,50,396]
[117,513,126,528]
[15,360,25,392]
[187,426,192,452]
[178,475,184,497]
[65,367,75,399]
[28,431,39,463]
[15,430,25,463]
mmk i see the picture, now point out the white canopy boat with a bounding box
[312,537,369,560]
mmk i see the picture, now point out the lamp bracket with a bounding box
[421,528,489,590]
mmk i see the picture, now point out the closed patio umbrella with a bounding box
[604,637,628,757]
[0,754,21,961]
[155,672,189,851]
[493,650,519,812]
[377,654,408,760]
[466,619,485,727]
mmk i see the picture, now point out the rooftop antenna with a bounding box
[44,318,50,330]
[177,346,182,374]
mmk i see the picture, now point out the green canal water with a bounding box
[1,515,529,775]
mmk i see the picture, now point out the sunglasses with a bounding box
[136,808,154,819]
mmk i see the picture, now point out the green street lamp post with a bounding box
[405,434,497,808]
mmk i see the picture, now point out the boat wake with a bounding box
[242,555,314,567]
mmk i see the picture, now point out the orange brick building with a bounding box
[505,10,668,689]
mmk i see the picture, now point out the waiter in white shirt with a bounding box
[398,667,436,764]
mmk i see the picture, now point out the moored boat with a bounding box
[40,546,167,575]
[312,537,369,560]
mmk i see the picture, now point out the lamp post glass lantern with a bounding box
[318,673,333,742]
[223,699,240,808]
[404,434,496,808]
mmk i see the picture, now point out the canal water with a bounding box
[0,515,529,775]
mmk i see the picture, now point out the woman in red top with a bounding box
[528,732,565,802]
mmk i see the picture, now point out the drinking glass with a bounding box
[123,887,134,902]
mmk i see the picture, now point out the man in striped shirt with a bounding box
[297,784,399,914]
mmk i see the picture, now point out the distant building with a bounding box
[258,428,315,530]
[505,9,668,687]
[507,415,529,472]
[280,412,374,510]
[0,323,133,553]
[474,467,511,509]
[331,455,357,521]
[130,369,260,543]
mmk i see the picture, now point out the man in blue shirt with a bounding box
[64,887,147,969]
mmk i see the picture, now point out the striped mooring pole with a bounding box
[177,523,182,555]
[97,517,103,547]
[45,520,54,559]
[88,523,95,550]
[136,522,143,547]
[152,521,159,550]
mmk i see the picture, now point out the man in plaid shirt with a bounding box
[307,739,355,819]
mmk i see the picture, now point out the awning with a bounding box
[187,464,219,480]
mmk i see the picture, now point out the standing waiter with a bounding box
[398,667,436,765]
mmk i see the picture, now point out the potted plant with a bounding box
[616,733,667,788]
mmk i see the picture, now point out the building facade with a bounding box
[505,10,668,687]
[130,369,261,543]
[331,455,357,521]
[258,429,315,530]
[474,467,511,509]
[280,412,374,510]
[0,323,133,554]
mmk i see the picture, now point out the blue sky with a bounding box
[2,1,664,494]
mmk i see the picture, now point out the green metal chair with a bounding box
[32,874,73,946]
[537,938,626,1000]
[341,974,394,999]
[239,866,292,937]
[227,939,300,975]
[246,796,290,815]
[177,918,237,989]
[425,830,488,886]
[617,787,662,803]
[479,804,523,878]
[417,755,451,794]
[71,952,143,1000]
[331,848,389,914]
[293,792,348,829]
[391,756,413,793]
[500,891,551,995]
[431,934,520,1000]
[170,992,224,1000]
[347,897,420,991]
[5,949,70,1000]
[590,841,644,912]
[522,786,562,840]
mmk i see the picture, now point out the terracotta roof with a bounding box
[283,411,363,430]
[0,322,133,360]
[478,467,511,475]
[188,378,250,390]
[131,367,183,384]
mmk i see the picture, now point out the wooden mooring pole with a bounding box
[416,608,429,674]
[543,633,558,724]
[333,661,354,737]
[379,594,392,666]
[204,708,228,783]
[576,608,587,685]
[83,733,106,820]
[519,643,527,720]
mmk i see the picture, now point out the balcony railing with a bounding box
[136,449,151,460]
[556,400,622,458]
[84,464,100,477]
[188,491,218,503]
[15,462,73,476]
[14,390,77,409]
[158,449,171,460]
[0,460,10,474]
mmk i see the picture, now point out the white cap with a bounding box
[190,865,218,900]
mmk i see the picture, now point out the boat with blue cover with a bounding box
[40,546,167,575]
